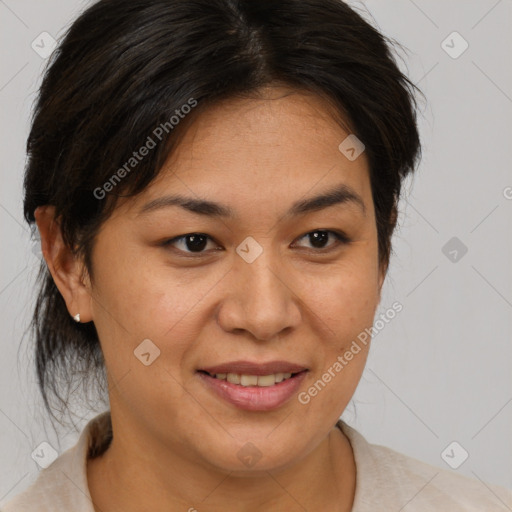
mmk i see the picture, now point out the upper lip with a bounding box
[199,360,308,376]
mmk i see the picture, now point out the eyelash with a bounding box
[160,230,351,257]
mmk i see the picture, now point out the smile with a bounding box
[197,369,308,411]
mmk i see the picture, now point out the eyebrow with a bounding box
[136,183,366,219]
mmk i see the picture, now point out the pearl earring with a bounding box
[73,313,81,323]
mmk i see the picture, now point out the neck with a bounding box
[87,416,356,512]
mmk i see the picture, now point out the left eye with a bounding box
[293,230,350,251]
[162,230,349,255]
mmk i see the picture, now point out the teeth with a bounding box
[213,372,296,386]
[226,373,240,384]
[240,374,258,386]
[257,374,276,387]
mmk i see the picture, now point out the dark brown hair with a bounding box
[23,0,422,424]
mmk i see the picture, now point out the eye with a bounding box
[293,230,350,251]
[160,229,350,257]
[161,233,220,255]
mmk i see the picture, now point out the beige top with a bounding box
[2,411,511,511]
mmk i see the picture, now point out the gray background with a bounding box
[1,0,511,504]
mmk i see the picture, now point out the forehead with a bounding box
[117,87,372,219]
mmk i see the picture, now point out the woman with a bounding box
[3,0,511,510]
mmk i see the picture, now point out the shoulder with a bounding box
[337,420,512,512]
[1,411,111,512]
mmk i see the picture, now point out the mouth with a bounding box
[196,361,308,411]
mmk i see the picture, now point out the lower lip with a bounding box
[197,371,308,411]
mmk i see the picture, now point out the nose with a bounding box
[216,249,302,341]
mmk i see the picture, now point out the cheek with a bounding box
[302,275,377,384]
[295,264,377,420]
[297,254,380,336]
[89,244,231,381]
[90,243,191,336]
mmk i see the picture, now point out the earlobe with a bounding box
[34,205,94,323]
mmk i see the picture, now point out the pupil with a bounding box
[310,231,328,248]
[186,234,207,252]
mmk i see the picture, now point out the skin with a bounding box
[35,86,387,512]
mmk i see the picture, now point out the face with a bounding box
[61,86,385,473]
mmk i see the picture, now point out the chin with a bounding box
[198,433,309,475]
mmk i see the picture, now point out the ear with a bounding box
[376,204,397,300]
[377,259,387,303]
[34,205,94,323]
